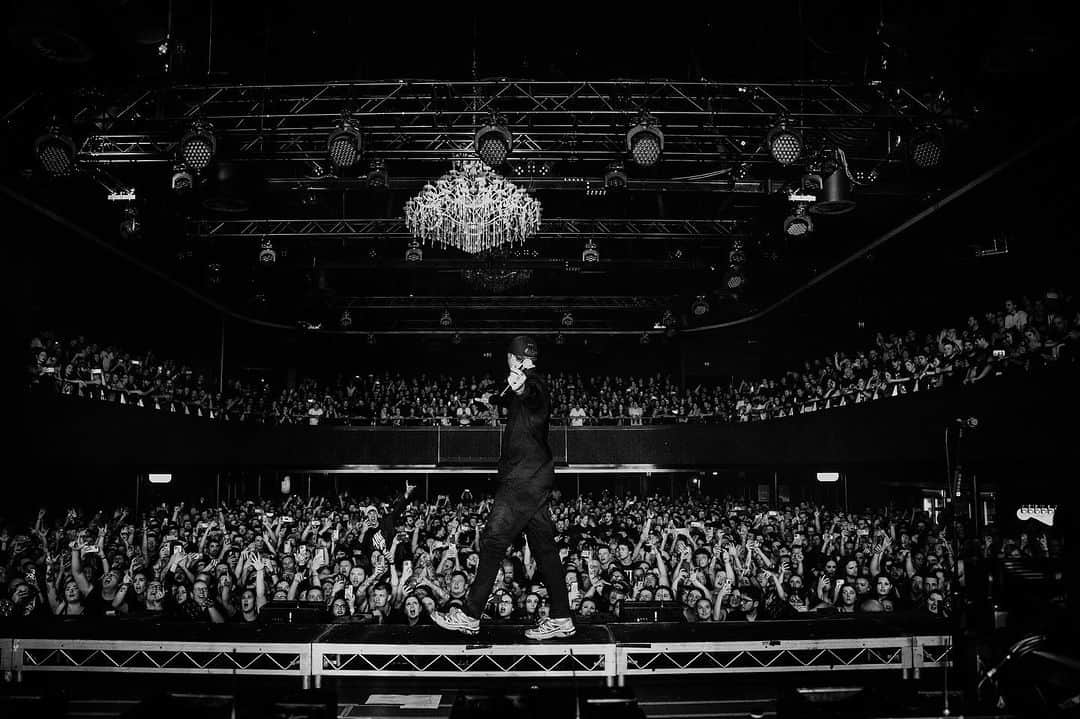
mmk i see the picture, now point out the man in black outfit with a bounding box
[431,336,575,640]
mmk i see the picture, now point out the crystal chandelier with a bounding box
[461,245,538,293]
[404,160,541,254]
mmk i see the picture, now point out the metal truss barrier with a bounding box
[613,635,953,685]
[62,80,935,166]
[7,638,314,687]
[2,633,952,687]
[0,637,12,676]
[311,641,617,686]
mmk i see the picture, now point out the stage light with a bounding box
[766,121,802,166]
[366,332,376,345]
[405,240,423,262]
[474,116,513,167]
[783,203,813,237]
[555,332,565,345]
[148,473,172,484]
[34,125,76,176]
[171,164,194,193]
[258,237,276,265]
[452,332,462,345]
[366,158,389,189]
[440,310,453,327]
[910,125,944,169]
[724,239,747,290]
[561,312,574,328]
[582,239,599,263]
[626,112,663,167]
[809,165,856,216]
[728,241,746,267]
[327,116,362,170]
[339,310,352,328]
[206,263,223,287]
[691,295,710,317]
[661,310,675,328]
[816,471,840,483]
[119,206,141,240]
[179,120,216,173]
[640,332,651,345]
[604,162,628,189]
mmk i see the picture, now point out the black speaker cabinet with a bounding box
[451,687,642,719]
[619,601,684,623]
[259,600,327,624]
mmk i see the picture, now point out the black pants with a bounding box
[465,474,570,620]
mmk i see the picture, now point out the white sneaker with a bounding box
[431,606,480,635]
[524,616,575,640]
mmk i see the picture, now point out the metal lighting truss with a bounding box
[70,80,930,167]
[336,296,666,310]
[193,217,747,241]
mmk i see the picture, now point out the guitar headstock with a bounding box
[1016,505,1057,527]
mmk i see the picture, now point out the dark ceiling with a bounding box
[5,1,1079,338]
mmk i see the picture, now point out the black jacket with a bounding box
[491,369,554,484]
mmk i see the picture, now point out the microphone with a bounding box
[500,368,525,396]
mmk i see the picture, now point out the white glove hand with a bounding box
[507,369,526,393]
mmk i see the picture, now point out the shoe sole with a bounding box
[432,615,479,635]
[525,628,576,640]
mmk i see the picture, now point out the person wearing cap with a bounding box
[432,336,575,640]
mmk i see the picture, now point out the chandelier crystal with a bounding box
[461,245,538,293]
[404,160,541,254]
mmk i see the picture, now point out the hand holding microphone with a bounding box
[501,367,526,396]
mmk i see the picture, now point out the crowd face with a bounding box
[7,477,1054,627]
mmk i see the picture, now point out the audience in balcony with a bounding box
[26,289,1078,425]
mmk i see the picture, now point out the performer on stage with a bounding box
[431,336,575,640]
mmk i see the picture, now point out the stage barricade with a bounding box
[2,622,318,686]
[1,617,952,687]
[311,624,617,683]
[0,635,13,675]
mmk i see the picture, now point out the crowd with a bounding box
[2,484,1053,624]
[26,290,1078,426]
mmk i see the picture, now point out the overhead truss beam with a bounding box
[337,296,667,311]
[193,217,748,240]
[69,80,930,166]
